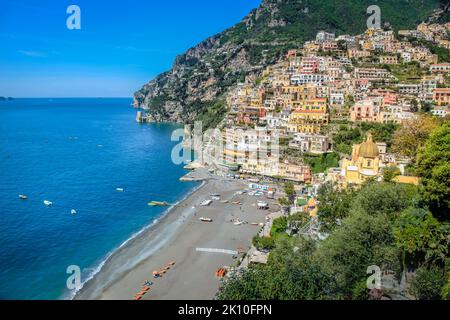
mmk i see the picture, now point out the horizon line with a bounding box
[0,97,134,99]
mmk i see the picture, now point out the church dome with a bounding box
[359,133,379,158]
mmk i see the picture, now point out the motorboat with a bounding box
[148,201,169,207]
[19,195,28,200]
[71,209,77,215]
[200,217,213,223]
[43,200,53,206]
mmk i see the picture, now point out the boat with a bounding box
[116,188,124,192]
[200,200,212,207]
[200,217,213,223]
[148,201,169,207]
[233,219,245,226]
[71,209,77,215]
[43,200,53,206]
[19,195,28,200]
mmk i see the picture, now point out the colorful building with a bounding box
[289,98,329,133]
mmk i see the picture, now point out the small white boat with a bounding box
[200,200,212,207]
[233,219,245,226]
[71,209,77,215]
[200,217,213,223]
[43,200,53,206]
[19,195,28,200]
[116,188,124,192]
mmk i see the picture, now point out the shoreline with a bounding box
[74,169,278,300]
[71,177,206,300]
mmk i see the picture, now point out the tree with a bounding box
[317,182,355,232]
[252,235,276,251]
[314,212,400,298]
[217,238,336,300]
[394,207,450,269]
[392,115,441,160]
[382,166,401,183]
[441,259,450,300]
[278,197,290,207]
[416,122,450,220]
[284,182,296,204]
[349,182,420,219]
[410,98,419,113]
[410,266,445,300]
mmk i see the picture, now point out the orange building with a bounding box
[433,88,450,106]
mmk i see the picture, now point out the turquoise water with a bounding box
[0,98,196,300]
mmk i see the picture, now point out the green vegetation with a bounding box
[416,122,450,220]
[252,216,289,251]
[382,166,401,183]
[137,0,443,124]
[217,237,336,300]
[185,99,228,130]
[390,62,426,83]
[406,37,450,63]
[332,122,398,155]
[303,153,340,174]
[220,120,450,300]
[392,115,442,160]
[410,266,446,300]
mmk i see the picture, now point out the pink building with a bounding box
[350,98,383,122]
[301,57,320,74]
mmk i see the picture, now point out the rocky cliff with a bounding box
[133,0,442,127]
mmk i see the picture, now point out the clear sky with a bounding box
[0,0,261,98]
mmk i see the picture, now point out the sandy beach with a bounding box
[74,169,279,300]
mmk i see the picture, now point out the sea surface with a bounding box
[0,98,197,300]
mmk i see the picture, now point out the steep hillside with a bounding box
[133,0,442,127]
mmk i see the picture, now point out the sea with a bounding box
[0,98,198,300]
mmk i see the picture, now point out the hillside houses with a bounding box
[212,22,449,185]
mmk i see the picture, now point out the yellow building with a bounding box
[342,134,381,185]
[289,98,329,133]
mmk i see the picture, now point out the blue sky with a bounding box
[0,0,261,97]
